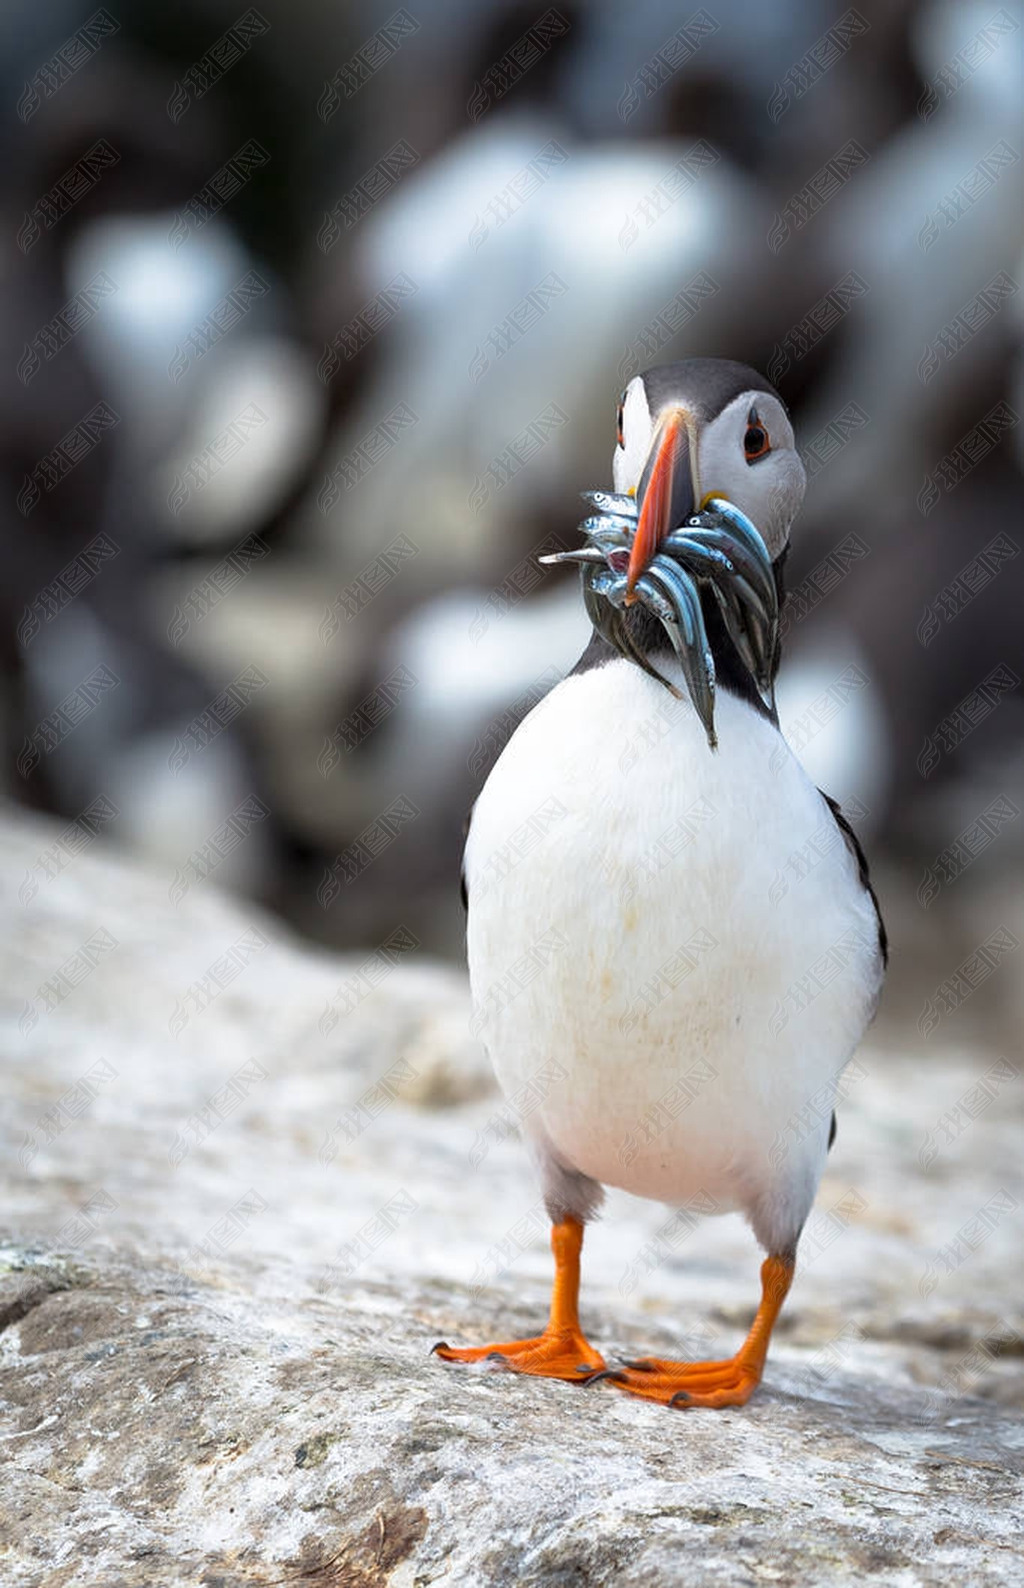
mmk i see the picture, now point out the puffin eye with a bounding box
[743,405,771,463]
[616,392,626,449]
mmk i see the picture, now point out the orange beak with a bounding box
[625,409,692,604]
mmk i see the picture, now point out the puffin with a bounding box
[435,358,886,1409]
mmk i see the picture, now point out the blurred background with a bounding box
[1,0,1022,1046]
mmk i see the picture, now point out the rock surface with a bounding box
[1,810,1022,1587]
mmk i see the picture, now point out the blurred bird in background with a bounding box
[1,0,1021,1052]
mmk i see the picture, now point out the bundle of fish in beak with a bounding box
[542,480,779,751]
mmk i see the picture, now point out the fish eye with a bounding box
[616,392,626,449]
[743,405,771,463]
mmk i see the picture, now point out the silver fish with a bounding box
[540,493,779,749]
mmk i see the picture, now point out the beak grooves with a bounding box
[626,410,688,601]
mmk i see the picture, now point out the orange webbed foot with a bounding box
[433,1215,605,1383]
[591,1254,795,1412]
[589,1353,763,1408]
[433,1326,605,1381]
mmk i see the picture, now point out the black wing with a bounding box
[819,790,888,968]
[459,803,472,911]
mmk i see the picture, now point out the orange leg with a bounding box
[592,1254,794,1409]
[433,1216,606,1381]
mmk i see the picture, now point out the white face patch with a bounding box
[695,392,805,558]
[611,376,653,495]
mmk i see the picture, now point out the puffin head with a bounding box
[544,359,805,750]
[614,357,806,592]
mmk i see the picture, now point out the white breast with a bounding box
[464,655,883,1252]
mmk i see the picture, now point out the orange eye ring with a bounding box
[744,425,770,460]
[743,405,771,463]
